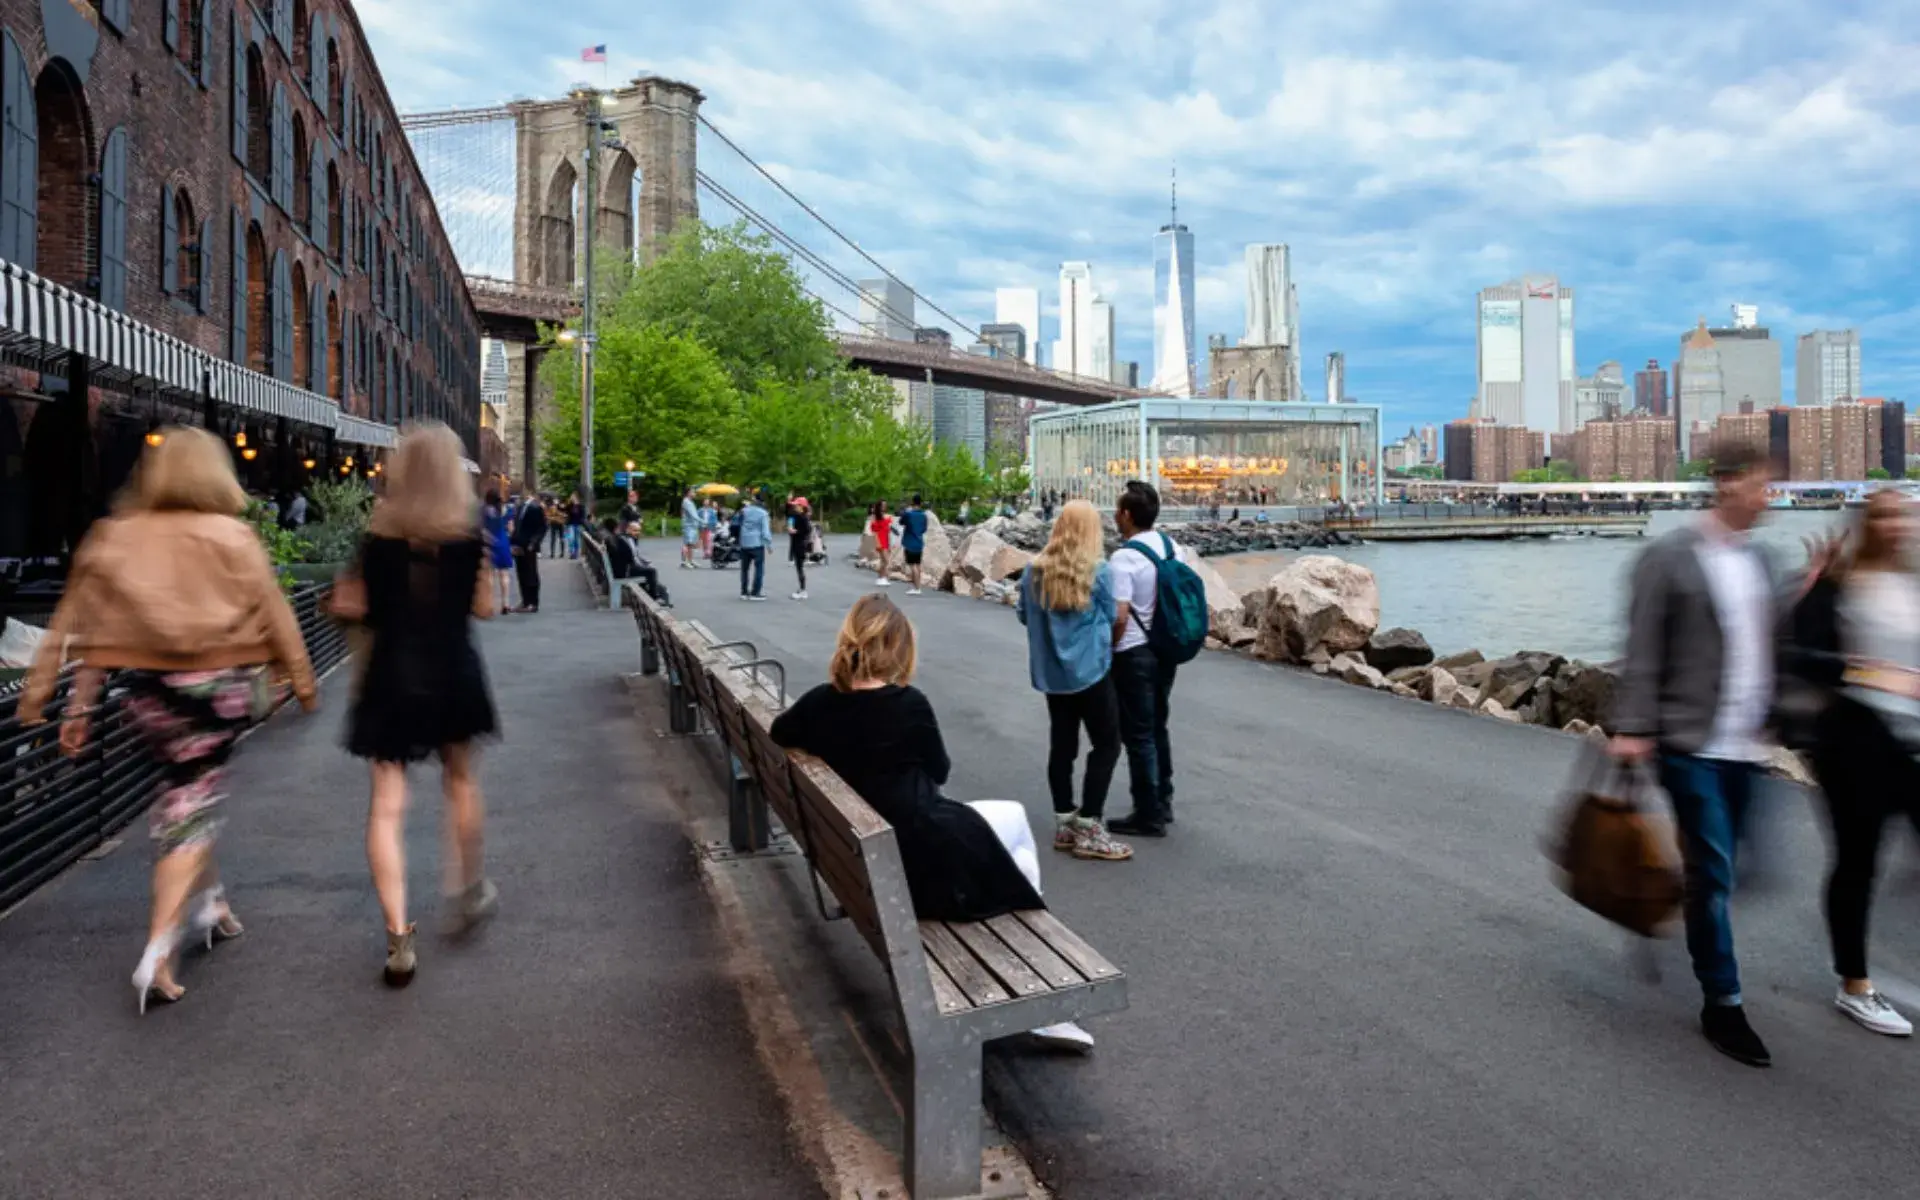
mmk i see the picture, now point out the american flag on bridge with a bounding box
[580,44,607,62]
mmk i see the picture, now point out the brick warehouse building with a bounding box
[0,0,480,560]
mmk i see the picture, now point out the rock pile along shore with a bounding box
[846,513,1815,782]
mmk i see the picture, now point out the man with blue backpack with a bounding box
[1106,480,1208,837]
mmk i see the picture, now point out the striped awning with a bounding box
[205,357,337,427]
[335,414,398,448]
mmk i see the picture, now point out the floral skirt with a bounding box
[122,668,266,857]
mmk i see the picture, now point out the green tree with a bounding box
[1908,465,1920,481]
[1677,459,1713,480]
[1867,466,1892,480]
[1513,467,1550,483]
[538,325,740,496]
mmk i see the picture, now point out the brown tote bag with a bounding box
[1549,748,1684,938]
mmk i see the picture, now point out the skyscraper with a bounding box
[1090,297,1118,384]
[1679,307,1781,412]
[1634,359,1669,417]
[993,288,1042,367]
[1052,262,1096,378]
[856,279,914,341]
[1325,352,1346,404]
[1475,275,1575,433]
[1676,319,1725,458]
[1796,329,1861,407]
[1152,178,1198,396]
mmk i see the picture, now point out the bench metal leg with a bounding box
[906,1045,984,1199]
[640,632,660,676]
[667,674,695,734]
[728,755,770,852]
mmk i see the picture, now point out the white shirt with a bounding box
[1111,531,1190,653]
[1841,570,1920,749]
[1694,524,1773,762]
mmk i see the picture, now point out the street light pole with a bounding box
[579,88,602,519]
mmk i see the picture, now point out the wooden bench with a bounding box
[628,589,1130,1198]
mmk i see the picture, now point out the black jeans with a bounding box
[513,548,541,610]
[546,525,564,557]
[1809,697,1920,981]
[626,565,669,607]
[1110,645,1176,822]
[1046,677,1121,819]
[793,547,807,593]
[739,545,766,596]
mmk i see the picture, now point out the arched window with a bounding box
[97,128,128,310]
[292,114,310,227]
[326,292,342,398]
[291,261,309,389]
[245,46,269,183]
[33,63,91,290]
[245,223,268,372]
[162,187,197,298]
[291,0,310,73]
[326,41,342,130]
[326,160,341,260]
[372,333,386,421]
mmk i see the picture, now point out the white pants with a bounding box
[967,799,1041,896]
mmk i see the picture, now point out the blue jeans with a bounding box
[739,546,765,596]
[1659,753,1757,1005]
[566,526,580,558]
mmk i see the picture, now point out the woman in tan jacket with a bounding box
[22,427,316,1013]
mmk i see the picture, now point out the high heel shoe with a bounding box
[132,930,185,1015]
[190,887,245,950]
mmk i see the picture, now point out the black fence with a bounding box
[0,582,346,913]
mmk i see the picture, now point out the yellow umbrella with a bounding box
[695,482,739,497]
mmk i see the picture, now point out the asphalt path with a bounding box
[0,562,819,1199]
[662,536,1920,1199]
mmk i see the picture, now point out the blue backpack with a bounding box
[1128,533,1208,664]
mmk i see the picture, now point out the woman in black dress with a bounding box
[771,595,1094,1051]
[346,423,500,986]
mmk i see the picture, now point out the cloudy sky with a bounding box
[371,0,1920,435]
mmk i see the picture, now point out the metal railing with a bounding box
[0,582,347,913]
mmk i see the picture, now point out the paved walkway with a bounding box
[660,538,1920,1198]
[0,562,819,1198]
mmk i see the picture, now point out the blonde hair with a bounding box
[121,426,246,515]
[368,422,477,542]
[1031,499,1101,612]
[829,594,917,691]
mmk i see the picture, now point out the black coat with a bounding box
[770,684,1044,922]
[512,500,547,552]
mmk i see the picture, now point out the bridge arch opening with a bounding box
[1252,369,1272,402]
[540,158,577,287]
[599,148,638,263]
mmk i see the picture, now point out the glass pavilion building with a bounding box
[1030,399,1383,509]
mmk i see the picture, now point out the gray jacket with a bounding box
[1613,523,1782,754]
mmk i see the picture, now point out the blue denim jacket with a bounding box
[737,503,772,549]
[1017,562,1115,694]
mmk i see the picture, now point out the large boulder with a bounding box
[885,513,954,585]
[1254,555,1380,664]
[946,528,1009,589]
[856,530,881,568]
[1188,556,1246,640]
[987,544,1032,583]
[1364,627,1433,673]
[1551,660,1617,732]
[1421,666,1460,706]
[1240,586,1270,630]
[1434,649,1485,672]
[1477,651,1566,711]
[1331,653,1390,690]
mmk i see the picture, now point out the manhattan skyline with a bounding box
[370,0,1920,433]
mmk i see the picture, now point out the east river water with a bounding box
[1210,509,1847,663]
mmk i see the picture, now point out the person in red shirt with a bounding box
[868,500,894,588]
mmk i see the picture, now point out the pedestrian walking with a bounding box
[680,487,700,569]
[1105,481,1196,838]
[769,595,1093,1051]
[900,494,930,595]
[481,488,517,615]
[700,496,719,559]
[737,490,771,600]
[788,496,814,600]
[1610,444,1785,1067]
[544,494,566,558]
[565,492,586,559]
[1019,499,1130,861]
[511,488,547,613]
[342,423,500,987]
[22,427,318,1013]
[1788,489,1919,1037]
[868,500,893,587]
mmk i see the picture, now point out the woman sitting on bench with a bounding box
[771,594,1093,1051]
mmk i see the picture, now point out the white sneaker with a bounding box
[791,591,808,600]
[1836,987,1913,1036]
[876,578,891,587]
[1029,1022,1095,1053]
[907,587,922,596]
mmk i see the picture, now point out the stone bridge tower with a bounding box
[510,76,703,288]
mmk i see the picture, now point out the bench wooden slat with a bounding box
[1014,909,1122,981]
[945,919,1051,1000]
[983,913,1090,989]
[924,953,972,1017]
[920,921,1012,1007]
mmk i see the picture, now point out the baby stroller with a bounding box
[709,527,742,568]
[805,525,829,567]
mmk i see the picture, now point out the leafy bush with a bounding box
[299,478,376,564]
[244,502,310,591]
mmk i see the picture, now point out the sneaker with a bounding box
[1029,1022,1095,1053]
[907,587,922,596]
[1107,813,1169,838]
[384,925,417,988]
[1836,987,1913,1036]
[876,578,892,587]
[748,594,767,602]
[792,591,808,600]
[1053,817,1078,853]
[445,879,499,937]
[1700,1003,1771,1067]
[1072,820,1134,861]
